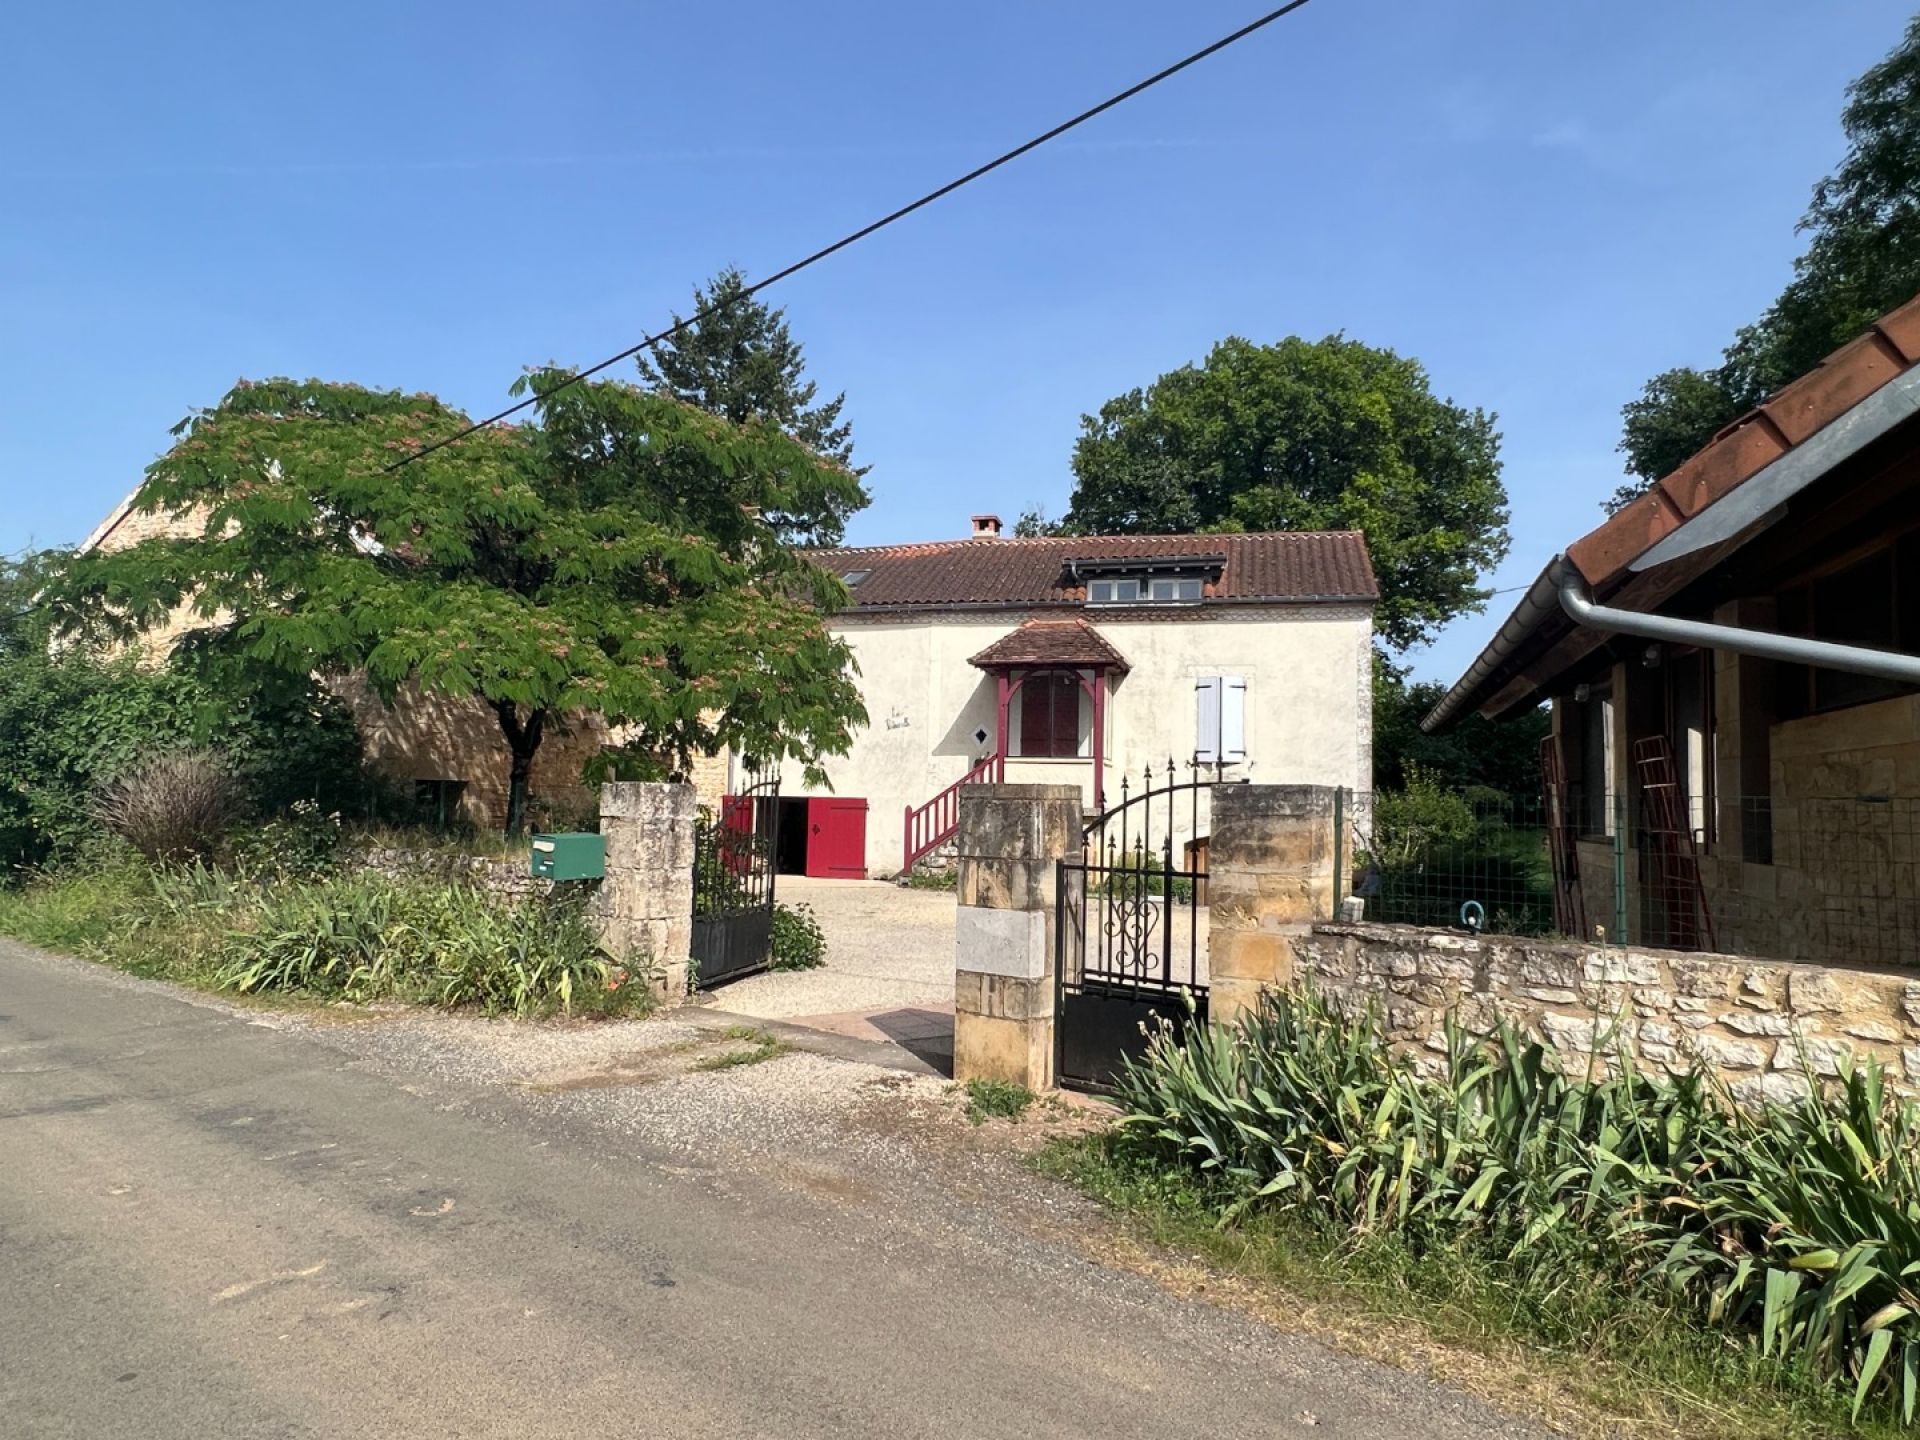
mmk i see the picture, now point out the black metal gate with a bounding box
[691,773,778,989]
[1056,763,1231,1093]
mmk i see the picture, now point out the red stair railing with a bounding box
[902,753,1003,873]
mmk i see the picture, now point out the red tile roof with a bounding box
[813,530,1377,610]
[1563,293,1920,592]
[968,618,1131,672]
[1428,288,1920,729]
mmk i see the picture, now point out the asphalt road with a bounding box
[0,938,1541,1440]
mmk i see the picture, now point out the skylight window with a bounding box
[843,568,871,587]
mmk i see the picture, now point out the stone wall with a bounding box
[1293,921,1920,1103]
[356,844,551,902]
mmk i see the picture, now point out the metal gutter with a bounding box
[1556,560,1920,684]
[1631,366,1920,572]
[1417,563,1566,733]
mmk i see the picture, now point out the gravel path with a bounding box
[716,876,957,1019]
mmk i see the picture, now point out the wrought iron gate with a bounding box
[691,773,778,988]
[1055,763,1231,1093]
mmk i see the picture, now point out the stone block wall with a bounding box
[1294,921,1920,1103]
[1209,785,1336,1025]
[952,785,1082,1090]
[594,782,696,1000]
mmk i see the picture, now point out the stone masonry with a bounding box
[1295,921,1920,1104]
[1208,785,1338,1026]
[952,785,1082,1091]
[594,782,696,1000]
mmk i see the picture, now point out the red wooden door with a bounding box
[806,798,868,879]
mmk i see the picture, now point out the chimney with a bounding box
[970,513,1003,540]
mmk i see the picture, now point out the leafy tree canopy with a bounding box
[1370,658,1549,800]
[52,376,869,836]
[1612,14,1920,509]
[638,266,868,546]
[1061,335,1509,651]
[2,550,364,873]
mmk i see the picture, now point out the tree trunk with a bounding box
[493,702,547,840]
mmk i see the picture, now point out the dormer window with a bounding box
[1067,551,1223,607]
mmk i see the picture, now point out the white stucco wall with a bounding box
[776,604,1374,876]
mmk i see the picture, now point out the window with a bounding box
[842,568,870,588]
[1017,670,1085,758]
[1194,676,1247,764]
[1086,573,1203,605]
[1775,535,1920,716]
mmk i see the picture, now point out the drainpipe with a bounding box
[1554,558,1920,685]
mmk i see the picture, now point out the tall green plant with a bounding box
[1114,987,1920,1424]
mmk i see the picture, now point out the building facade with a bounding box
[1425,291,1920,968]
[772,521,1378,878]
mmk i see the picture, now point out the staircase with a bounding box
[902,753,1004,872]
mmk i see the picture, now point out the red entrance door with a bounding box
[806,798,868,879]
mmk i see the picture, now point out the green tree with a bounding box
[1011,506,1069,538]
[53,376,869,838]
[2,549,364,873]
[637,266,868,545]
[1062,335,1509,651]
[1370,658,1549,800]
[1614,13,1920,503]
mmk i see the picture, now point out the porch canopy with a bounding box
[969,619,1128,805]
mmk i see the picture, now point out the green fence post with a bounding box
[1612,790,1629,946]
[1332,787,1345,918]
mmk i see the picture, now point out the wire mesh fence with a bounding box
[1339,786,1920,970]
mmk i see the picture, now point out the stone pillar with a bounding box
[595,781,697,1000]
[1208,784,1338,1026]
[952,784,1082,1091]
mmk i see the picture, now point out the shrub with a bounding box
[228,799,346,881]
[963,1078,1034,1124]
[900,867,958,892]
[90,748,243,863]
[1112,986,1920,1426]
[770,900,827,970]
[214,875,648,1017]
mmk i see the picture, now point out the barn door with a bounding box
[806,798,869,879]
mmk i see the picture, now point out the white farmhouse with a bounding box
[767,516,1377,878]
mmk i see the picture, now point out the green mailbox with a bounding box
[530,832,605,881]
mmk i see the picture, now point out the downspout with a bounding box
[1553,557,1920,685]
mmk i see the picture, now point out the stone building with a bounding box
[784,520,1378,879]
[1424,290,1920,968]
[78,490,728,831]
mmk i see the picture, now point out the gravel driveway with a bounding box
[709,877,957,1069]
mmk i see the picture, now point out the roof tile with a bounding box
[812,531,1377,609]
[1876,293,1920,364]
[1761,331,1907,445]
[968,618,1132,671]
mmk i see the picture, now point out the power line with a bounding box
[390,0,1318,471]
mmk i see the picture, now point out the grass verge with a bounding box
[692,1026,789,1071]
[1036,1134,1902,1440]
[962,1077,1035,1125]
[0,863,655,1020]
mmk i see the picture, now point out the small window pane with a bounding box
[1177,578,1202,600]
[1149,578,1177,600]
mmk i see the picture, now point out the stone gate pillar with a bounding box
[595,781,697,1001]
[952,784,1083,1091]
[1208,784,1339,1026]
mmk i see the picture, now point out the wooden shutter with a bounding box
[1194,676,1220,763]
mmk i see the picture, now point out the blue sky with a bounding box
[1,1,1910,683]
